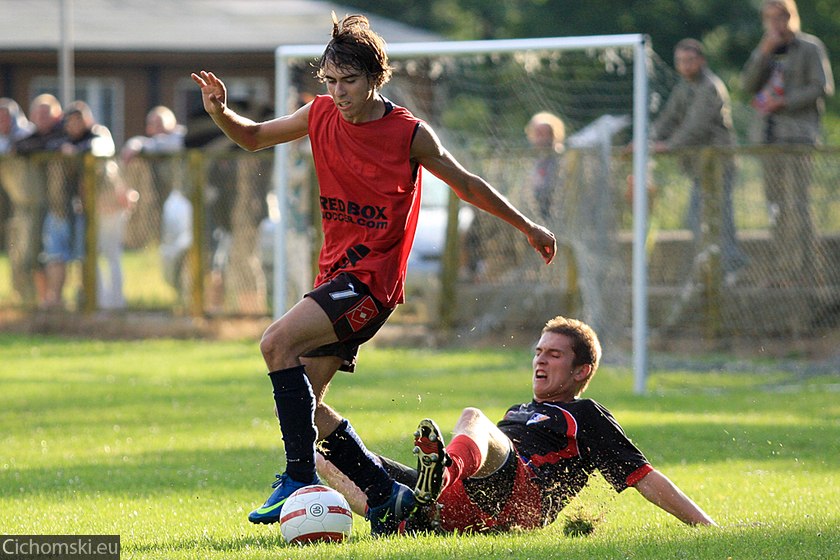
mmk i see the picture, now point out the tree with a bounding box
[350,0,838,114]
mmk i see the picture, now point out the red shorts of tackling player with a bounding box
[436,449,543,532]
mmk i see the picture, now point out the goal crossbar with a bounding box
[273,34,651,394]
[277,34,646,59]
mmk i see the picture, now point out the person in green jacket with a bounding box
[652,38,747,280]
[741,0,834,286]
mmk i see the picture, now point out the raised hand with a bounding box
[191,70,227,116]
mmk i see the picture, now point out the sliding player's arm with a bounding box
[634,469,717,526]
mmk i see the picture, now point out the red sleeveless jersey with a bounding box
[308,94,423,307]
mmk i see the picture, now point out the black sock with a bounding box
[268,366,317,483]
[319,419,393,507]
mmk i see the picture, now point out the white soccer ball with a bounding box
[279,484,354,544]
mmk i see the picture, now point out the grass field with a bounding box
[1,334,838,559]
[0,249,178,310]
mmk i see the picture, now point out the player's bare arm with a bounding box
[634,469,717,526]
[191,70,310,151]
[411,122,557,264]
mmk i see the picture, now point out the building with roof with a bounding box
[0,0,438,145]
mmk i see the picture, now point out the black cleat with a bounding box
[404,501,444,534]
[412,418,451,504]
[366,481,416,536]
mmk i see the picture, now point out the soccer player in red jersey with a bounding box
[319,316,717,532]
[192,13,556,535]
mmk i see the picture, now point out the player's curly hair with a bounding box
[542,316,602,393]
[316,13,393,90]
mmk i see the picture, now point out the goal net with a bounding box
[275,35,652,385]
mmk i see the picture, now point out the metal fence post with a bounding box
[81,153,98,314]
[188,151,206,318]
[439,188,460,331]
[700,147,723,339]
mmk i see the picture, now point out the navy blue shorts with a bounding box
[302,272,393,372]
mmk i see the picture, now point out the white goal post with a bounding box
[274,34,651,394]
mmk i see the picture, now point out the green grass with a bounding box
[1,336,838,559]
[119,246,179,308]
[0,246,178,309]
[0,253,11,303]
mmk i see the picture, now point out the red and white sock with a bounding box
[443,434,482,489]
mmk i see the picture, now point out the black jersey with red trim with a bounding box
[497,398,652,523]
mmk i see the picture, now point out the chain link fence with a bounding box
[0,151,284,317]
[444,144,840,348]
[2,146,840,352]
[645,145,840,340]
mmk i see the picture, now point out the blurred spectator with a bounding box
[0,98,34,153]
[97,160,137,311]
[741,0,834,285]
[652,38,748,280]
[15,94,65,154]
[42,100,115,308]
[159,186,193,303]
[0,98,35,270]
[121,105,186,159]
[525,111,565,221]
[120,106,186,249]
[186,98,272,314]
[195,133,236,314]
[11,94,65,306]
[462,112,566,283]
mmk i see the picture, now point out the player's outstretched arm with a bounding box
[411,123,556,264]
[634,469,718,526]
[191,70,310,152]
